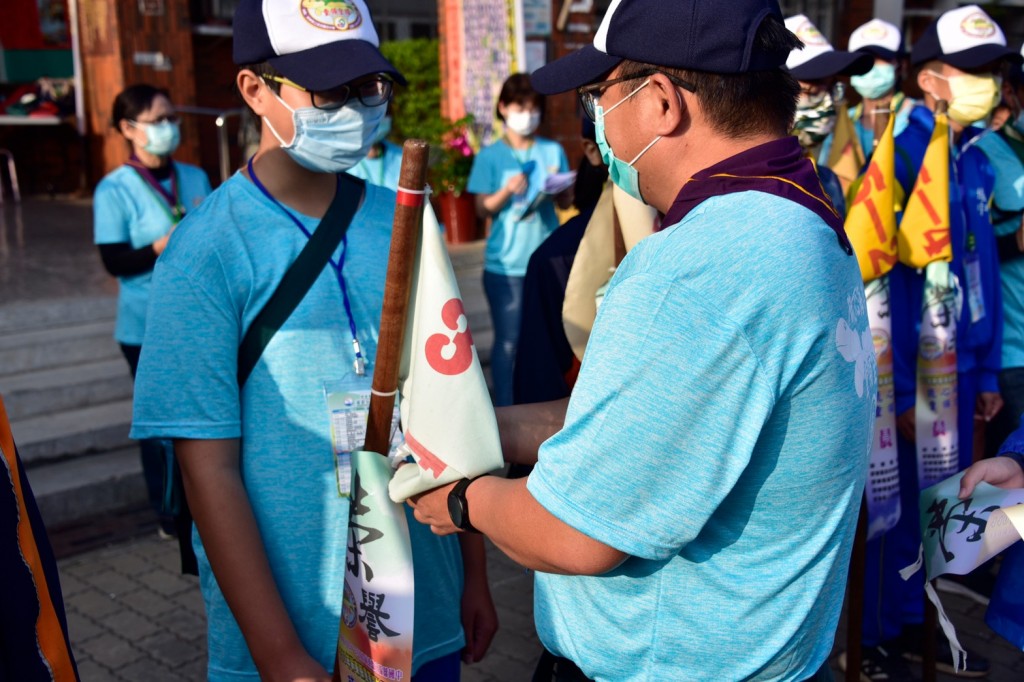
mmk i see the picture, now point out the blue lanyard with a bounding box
[246,156,366,375]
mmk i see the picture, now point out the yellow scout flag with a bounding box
[845,112,897,283]
[826,102,866,200]
[898,109,952,268]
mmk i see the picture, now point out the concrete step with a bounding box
[0,296,116,335]
[12,399,133,467]
[0,320,120,377]
[0,358,132,421]
[25,446,147,527]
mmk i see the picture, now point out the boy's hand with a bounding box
[263,650,330,682]
[461,568,499,663]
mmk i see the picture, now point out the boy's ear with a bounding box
[237,69,269,116]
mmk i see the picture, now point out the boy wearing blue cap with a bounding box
[407,1,874,680]
[130,1,496,680]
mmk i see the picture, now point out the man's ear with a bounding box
[646,72,687,136]
[238,69,270,116]
[917,65,939,98]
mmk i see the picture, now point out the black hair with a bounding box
[573,157,608,213]
[496,73,545,122]
[111,84,170,131]
[618,15,802,138]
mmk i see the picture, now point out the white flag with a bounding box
[388,203,504,502]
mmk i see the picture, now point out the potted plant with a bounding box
[380,38,481,243]
[431,115,480,243]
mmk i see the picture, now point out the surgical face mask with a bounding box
[793,91,836,148]
[264,91,385,173]
[595,79,661,203]
[372,115,392,145]
[136,120,181,157]
[851,62,897,100]
[928,71,1001,127]
[505,109,541,136]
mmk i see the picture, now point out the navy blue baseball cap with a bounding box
[232,0,406,90]
[911,5,1019,70]
[531,0,791,95]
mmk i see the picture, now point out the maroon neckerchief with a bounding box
[125,154,184,221]
[659,136,852,254]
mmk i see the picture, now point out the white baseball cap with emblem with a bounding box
[232,0,406,90]
[785,14,872,80]
[911,4,1019,69]
[848,19,902,61]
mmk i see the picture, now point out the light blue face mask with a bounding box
[373,115,393,145]
[595,79,662,204]
[851,62,897,100]
[139,120,181,157]
[265,92,386,173]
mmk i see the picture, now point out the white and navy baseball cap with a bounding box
[848,18,902,62]
[910,5,1018,69]
[784,15,873,81]
[531,0,792,95]
[232,0,406,90]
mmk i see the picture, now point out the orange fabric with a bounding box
[0,396,77,681]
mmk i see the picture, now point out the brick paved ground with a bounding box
[55,514,1024,681]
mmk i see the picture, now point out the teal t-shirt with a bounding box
[93,163,212,345]
[976,129,1024,369]
[349,140,403,190]
[528,191,875,681]
[130,174,465,680]
[467,137,569,276]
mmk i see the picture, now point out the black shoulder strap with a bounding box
[237,174,365,386]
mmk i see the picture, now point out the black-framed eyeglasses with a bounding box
[577,70,696,122]
[264,74,393,111]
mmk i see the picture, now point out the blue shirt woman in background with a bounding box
[467,74,569,406]
[93,84,211,538]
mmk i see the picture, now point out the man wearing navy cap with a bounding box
[854,4,1018,678]
[131,1,497,680]
[409,1,874,679]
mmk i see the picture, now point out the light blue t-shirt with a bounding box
[130,174,465,680]
[467,137,569,276]
[93,163,212,345]
[349,140,403,190]
[527,191,875,681]
[976,129,1024,370]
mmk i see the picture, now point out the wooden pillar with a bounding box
[77,0,199,187]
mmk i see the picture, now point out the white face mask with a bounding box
[264,91,385,173]
[505,110,541,136]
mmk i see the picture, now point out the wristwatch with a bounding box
[447,477,483,533]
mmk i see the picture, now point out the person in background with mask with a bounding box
[467,73,570,407]
[784,14,873,215]
[846,18,916,158]
[407,1,874,679]
[848,6,1015,679]
[129,1,497,680]
[349,104,402,189]
[977,47,1024,454]
[93,84,212,541]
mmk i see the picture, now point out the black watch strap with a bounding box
[449,476,483,533]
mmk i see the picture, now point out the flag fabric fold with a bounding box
[898,111,952,269]
[845,112,897,283]
[826,101,866,203]
[388,203,504,503]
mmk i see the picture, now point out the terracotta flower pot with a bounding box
[438,191,479,244]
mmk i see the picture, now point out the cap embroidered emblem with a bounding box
[959,12,995,39]
[300,0,362,32]
[863,25,889,41]
[794,20,828,46]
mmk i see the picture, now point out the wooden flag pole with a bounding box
[332,139,430,682]
[365,139,430,454]
[845,497,867,682]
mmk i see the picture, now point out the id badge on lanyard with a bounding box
[324,373,401,497]
[963,236,985,324]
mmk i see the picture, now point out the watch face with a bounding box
[448,491,466,529]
